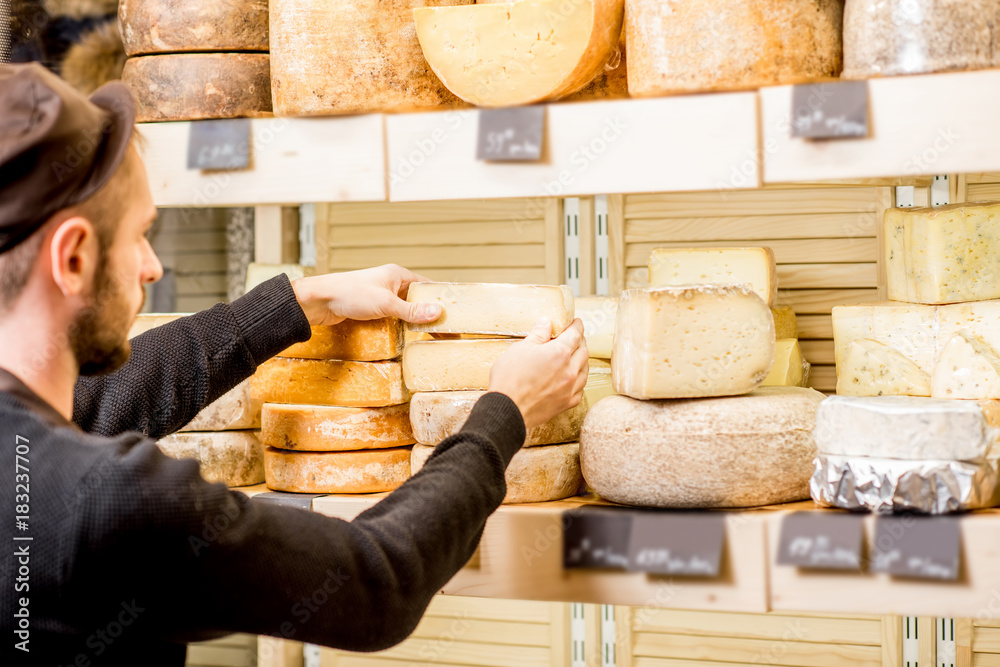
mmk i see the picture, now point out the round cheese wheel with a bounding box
[626,0,843,97]
[411,442,584,504]
[269,0,472,116]
[251,358,409,408]
[122,53,272,123]
[118,0,268,57]
[157,431,264,487]
[262,404,415,452]
[580,388,825,508]
[279,319,404,362]
[843,0,1000,79]
[264,447,412,493]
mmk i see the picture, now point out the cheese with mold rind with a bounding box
[280,319,403,361]
[264,446,412,493]
[403,339,515,392]
[261,403,415,451]
[251,358,409,407]
[158,430,264,487]
[648,247,778,307]
[407,282,574,337]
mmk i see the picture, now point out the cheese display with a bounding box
[411,442,583,504]
[180,380,262,432]
[122,53,272,122]
[118,0,268,57]
[157,431,264,487]
[576,296,617,359]
[932,331,1000,400]
[261,404,415,451]
[403,339,515,392]
[762,339,808,388]
[280,319,404,361]
[836,338,931,397]
[814,396,1000,461]
[626,0,843,97]
[269,0,471,116]
[251,358,409,407]
[647,247,778,307]
[884,203,1000,304]
[407,283,574,337]
[580,388,825,508]
[612,286,774,399]
[409,391,587,446]
[772,305,798,340]
[563,33,629,101]
[264,447,412,493]
[843,0,1000,79]
[413,0,624,107]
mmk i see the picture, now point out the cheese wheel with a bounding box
[580,388,825,508]
[262,404,415,451]
[562,33,629,102]
[270,0,471,116]
[181,380,262,432]
[411,442,583,504]
[123,53,272,122]
[409,391,586,447]
[118,0,268,57]
[158,431,264,487]
[844,0,1000,79]
[264,446,412,493]
[627,0,842,97]
[280,319,404,362]
[403,339,515,392]
[648,247,778,308]
[251,358,410,407]
[576,296,618,359]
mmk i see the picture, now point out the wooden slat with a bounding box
[918,617,936,666]
[777,289,878,314]
[960,619,975,667]
[155,209,226,233]
[882,616,902,667]
[632,610,882,645]
[626,213,880,243]
[412,267,549,284]
[327,245,545,270]
[632,632,881,667]
[579,197,597,296]
[966,183,1000,202]
[328,219,545,248]
[550,603,571,667]
[185,644,254,667]
[151,230,227,253]
[808,365,838,392]
[410,616,550,647]
[974,655,1000,667]
[608,194,626,293]
[321,199,549,225]
[977,620,1000,629]
[173,254,229,273]
[176,295,226,311]
[176,274,228,295]
[625,188,880,218]
[777,264,878,289]
[356,637,549,667]
[974,627,1000,653]
[258,638,303,667]
[633,658,762,667]
[626,239,878,266]
[545,198,565,286]
[964,173,1000,184]
[798,314,834,339]
[801,340,836,365]
[195,635,257,649]
[426,596,551,624]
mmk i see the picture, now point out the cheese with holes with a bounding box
[837,338,931,397]
[262,404,415,451]
[885,203,1000,305]
[158,431,264,487]
[762,339,808,388]
[576,296,618,359]
[832,302,938,374]
[407,283,574,337]
[772,306,798,340]
[403,339,515,392]
[411,442,583,504]
[612,286,774,399]
[251,358,409,407]
[409,391,586,446]
[814,395,1000,461]
[648,247,778,307]
[627,0,843,97]
[280,319,404,361]
[413,0,624,107]
[118,0,269,57]
[932,331,1000,399]
[581,388,825,508]
[264,447,412,493]
[270,0,471,116]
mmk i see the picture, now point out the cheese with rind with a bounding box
[576,296,618,359]
[932,331,1000,400]
[251,358,409,407]
[280,319,404,361]
[584,369,615,406]
[118,0,269,57]
[264,446,412,493]
[772,306,798,340]
[261,404,415,452]
[157,431,264,487]
[836,338,931,397]
[407,282,574,337]
[181,380,262,432]
[648,247,778,307]
[403,339,515,392]
[763,339,808,388]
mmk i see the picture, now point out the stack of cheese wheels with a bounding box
[581,247,826,508]
[403,282,586,504]
[119,0,271,122]
[130,315,266,487]
[254,319,415,494]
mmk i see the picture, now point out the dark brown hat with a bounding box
[0,63,136,254]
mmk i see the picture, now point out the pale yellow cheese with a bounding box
[832,302,939,375]
[584,368,616,406]
[264,447,412,493]
[261,404,415,452]
[157,431,264,487]
[129,313,190,339]
[772,306,798,340]
[280,319,404,361]
[932,331,1000,400]
[612,285,775,399]
[836,339,931,397]
[407,282,574,337]
[251,358,409,407]
[762,339,808,387]
[589,358,611,370]
[181,380,262,432]
[413,0,624,107]
[648,247,778,307]
[576,296,617,359]
[885,202,1000,305]
[403,339,515,392]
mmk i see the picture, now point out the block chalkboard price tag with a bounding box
[627,512,726,577]
[187,118,252,170]
[777,511,864,570]
[563,507,633,570]
[476,107,545,161]
[790,80,870,140]
[870,515,961,580]
[250,491,324,511]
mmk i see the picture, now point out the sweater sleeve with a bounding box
[72,275,311,439]
[70,393,526,651]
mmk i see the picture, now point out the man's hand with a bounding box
[489,318,589,430]
[292,264,443,327]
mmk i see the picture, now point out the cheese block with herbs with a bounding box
[261,404,415,451]
[280,319,404,361]
[648,247,778,307]
[403,339,515,392]
[264,446,412,493]
[251,358,409,407]
[837,338,931,397]
[932,331,1000,400]
[407,282,574,337]
[157,430,264,487]
[118,0,269,56]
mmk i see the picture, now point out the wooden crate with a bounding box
[186,634,256,667]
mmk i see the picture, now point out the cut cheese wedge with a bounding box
[158,431,264,487]
[932,331,1000,400]
[576,296,618,359]
[280,319,404,361]
[772,306,798,340]
[264,446,412,493]
[836,339,931,397]
[648,247,778,307]
[407,282,574,337]
[762,339,808,388]
[251,358,409,407]
[413,0,624,107]
[403,339,515,392]
[261,404,415,452]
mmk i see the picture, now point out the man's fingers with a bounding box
[554,319,585,352]
[524,318,553,344]
[387,297,442,324]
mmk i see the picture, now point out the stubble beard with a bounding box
[71,260,137,376]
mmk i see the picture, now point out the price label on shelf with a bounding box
[627,513,726,577]
[563,508,633,570]
[777,511,864,571]
[790,80,870,140]
[187,118,252,170]
[250,491,325,511]
[476,107,545,161]
[870,515,961,580]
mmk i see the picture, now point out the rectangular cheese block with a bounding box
[612,285,775,399]
[762,339,808,387]
[837,338,931,397]
[647,247,778,307]
[251,358,409,407]
[576,296,618,359]
[885,202,1000,305]
[406,282,574,337]
[772,306,798,340]
[932,331,1000,399]
[280,319,403,361]
[403,338,515,392]
[261,403,415,451]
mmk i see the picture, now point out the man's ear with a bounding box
[49,217,99,298]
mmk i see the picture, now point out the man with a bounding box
[0,63,589,665]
